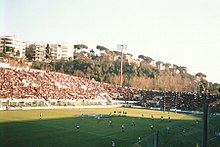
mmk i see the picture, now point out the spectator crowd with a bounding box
[0,67,219,111]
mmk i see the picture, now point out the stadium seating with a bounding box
[0,67,219,111]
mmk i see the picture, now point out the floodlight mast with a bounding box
[200,83,208,147]
[117,44,127,87]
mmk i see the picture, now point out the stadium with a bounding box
[1,1,220,146]
[0,63,220,147]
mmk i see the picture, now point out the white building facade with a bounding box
[61,43,74,60]
[50,43,73,60]
[50,44,62,60]
[0,35,26,58]
[26,44,45,61]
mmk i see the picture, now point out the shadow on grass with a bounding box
[0,114,219,147]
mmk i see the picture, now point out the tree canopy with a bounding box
[45,44,51,59]
[138,55,154,63]
[24,43,219,93]
[195,72,207,79]
[74,44,88,49]
[96,45,109,52]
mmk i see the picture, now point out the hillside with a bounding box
[1,51,220,94]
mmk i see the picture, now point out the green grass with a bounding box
[0,108,219,147]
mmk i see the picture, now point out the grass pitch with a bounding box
[0,108,219,147]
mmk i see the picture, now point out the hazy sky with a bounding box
[1,0,220,83]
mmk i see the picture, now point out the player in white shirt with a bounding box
[166,126,170,134]
[137,137,142,147]
[111,140,116,147]
[150,124,154,132]
[76,124,80,132]
[109,119,112,127]
[121,124,125,132]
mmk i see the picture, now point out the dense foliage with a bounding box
[30,53,220,94]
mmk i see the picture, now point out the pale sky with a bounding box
[1,0,220,83]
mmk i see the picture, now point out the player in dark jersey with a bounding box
[81,114,84,120]
[151,114,154,121]
[132,120,135,127]
[40,112,42,119]
[168,115,171,122]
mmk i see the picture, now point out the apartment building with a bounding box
[49,43,73,60]
[0,35,25,58]
[26,44,45,61]
[50,44,62,60]
[61,43,74,60]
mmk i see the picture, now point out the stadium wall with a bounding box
[0,105,122,111]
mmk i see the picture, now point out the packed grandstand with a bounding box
[0,63,219,112]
